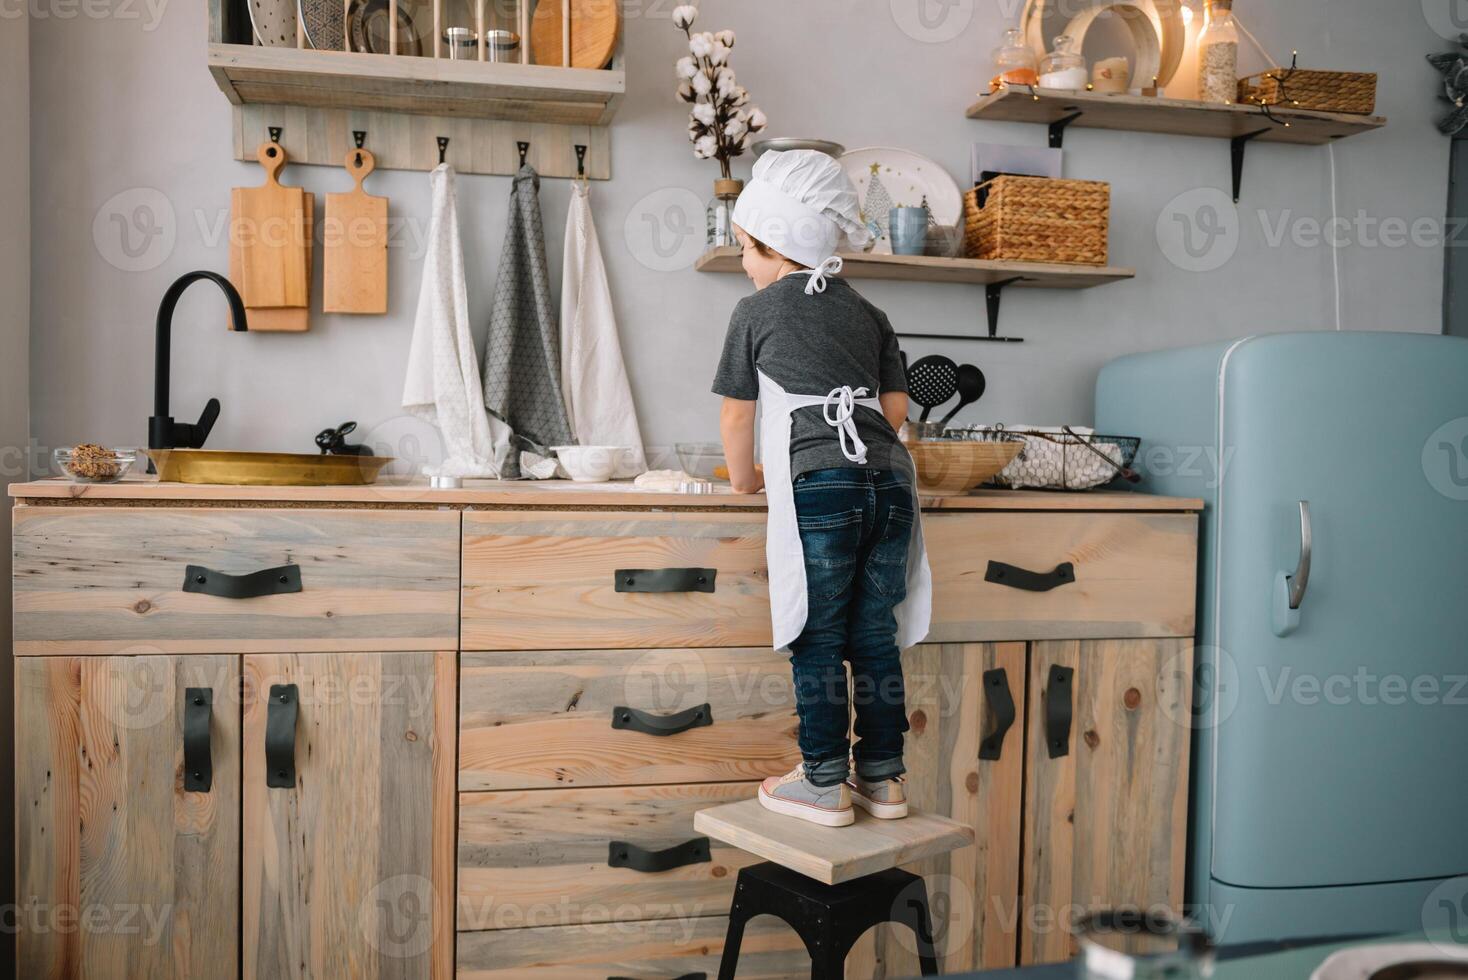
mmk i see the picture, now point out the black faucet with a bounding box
[149,271,248,461]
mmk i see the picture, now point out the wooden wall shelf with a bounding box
[695,247,1134,289]
[968,87,1386,201]
[967,87,1385,145]
[695,247,1135,342]
[208,44,624,126]
[206,1,625,178]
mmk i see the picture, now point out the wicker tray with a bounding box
[963,176,1110,266]
[1238,69,1377,115]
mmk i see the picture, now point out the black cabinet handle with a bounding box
[265,683,299,788]
[979,669,1016,762]
[1044,666,1075,759]
[611,703,713,737]
[607,837,711,873]
[183,563,302,599]
[614,568,716,593]
[985,561,1075,593]
[183,687,213,792]
[608,974,706,980]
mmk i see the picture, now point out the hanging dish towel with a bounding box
[481,164,575,478]
[561,181,647,478]
[401,164,504,478]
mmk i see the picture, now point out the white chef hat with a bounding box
[731,150,872,270]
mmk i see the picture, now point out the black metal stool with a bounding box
[717,860,941,979]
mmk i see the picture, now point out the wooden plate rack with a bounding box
[208,0,622,179]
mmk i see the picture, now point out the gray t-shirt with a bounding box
[712,273,908,478]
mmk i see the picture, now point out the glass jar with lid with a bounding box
[1198,0,1240,103]
[1039,34,1088,91]
[991,27,1039,91]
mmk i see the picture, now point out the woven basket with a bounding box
[963,176,1110,266]
[1238,69,1377,115]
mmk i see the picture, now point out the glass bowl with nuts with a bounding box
[55,444,138,483]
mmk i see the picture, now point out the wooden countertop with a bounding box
[9,476,1202,512]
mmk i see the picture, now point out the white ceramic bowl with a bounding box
[552,446,631,483]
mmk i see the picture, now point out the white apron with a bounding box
[758,369,933,652]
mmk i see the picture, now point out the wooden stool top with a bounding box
[694,799,974,885]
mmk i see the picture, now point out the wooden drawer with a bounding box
[456,914,805,978]
[458,647,800,790]
[458,783,761,932]
[925,512,1197,642]
[461,511,770,650]
[12,506,460,653]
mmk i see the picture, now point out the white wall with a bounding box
[27,1,1452,464]
[2,6,30,955]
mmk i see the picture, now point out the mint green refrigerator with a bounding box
[1097,332,1468,944]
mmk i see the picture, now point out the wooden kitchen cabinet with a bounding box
[1020,639,1193,965]
[15,655,241,980]
[847,642,1026,978]
[11,481,1201,978]
[242,650,457,980]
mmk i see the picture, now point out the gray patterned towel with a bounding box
[481,164,575,477]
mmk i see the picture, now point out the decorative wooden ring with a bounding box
[1021,0,1185,87]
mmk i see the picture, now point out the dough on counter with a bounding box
[634,469,696,492]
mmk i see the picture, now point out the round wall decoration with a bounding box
[1021,0,1186,89]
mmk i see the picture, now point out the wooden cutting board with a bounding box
[531,0,621,68]
[323,147,387,314]
[231,140,309,309]
[230,192,312,333]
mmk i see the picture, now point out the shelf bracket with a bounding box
[982,277,1027,342]
[1049,111,1084,149]
[892,278,1033,344]
[1231,128,1271,202]
[897,277,1029,342]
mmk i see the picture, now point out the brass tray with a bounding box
[145,449,393,487]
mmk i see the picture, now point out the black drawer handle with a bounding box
[184,563,302,599]
[608,975,706,980]
[1044,665,1074,759]
[265,683,299,788]
[607,837,711,873]
[183,687,213,792]
[985,560,1075,593]
[979,669,1016,762]
[611,703,713,737]
[614,568,716,593]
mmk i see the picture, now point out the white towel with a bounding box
[560,181,647,478]
[402,165,504,478]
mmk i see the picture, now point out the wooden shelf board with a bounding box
[966,87,1385,145]
[695,246,1135,289]
[208,43,624,125]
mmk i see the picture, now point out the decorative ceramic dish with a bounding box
[299,0,345,50]
[248,0,298,46]
[839,147,964,255]
[348,0,422,55]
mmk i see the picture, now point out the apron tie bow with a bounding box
[802,255,844,295]
[824,386,871,464]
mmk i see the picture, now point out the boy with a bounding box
[712,150,932,827]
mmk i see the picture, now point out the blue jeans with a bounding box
[788,468,913,787]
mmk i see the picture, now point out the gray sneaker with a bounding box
[847,775,908,819]
[758,765,854,826]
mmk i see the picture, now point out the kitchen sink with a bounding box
[144,449,393,487]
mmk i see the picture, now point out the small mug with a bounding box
[889,207,930,256]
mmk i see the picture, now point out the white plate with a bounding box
[839,147,963,253]
[248,0,298,46]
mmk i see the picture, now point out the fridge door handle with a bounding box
[1272,501,1311,637]
[1288,501,1312,610]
